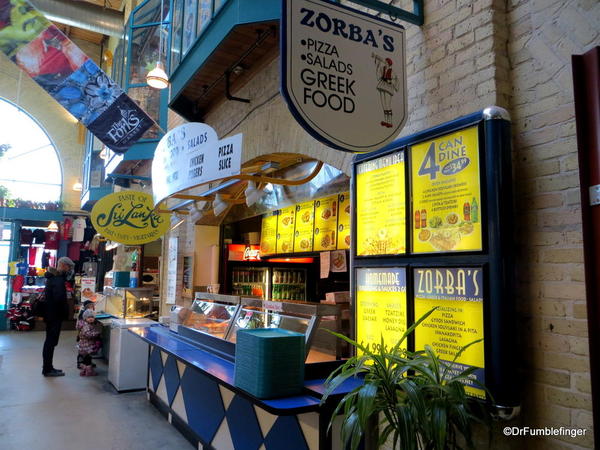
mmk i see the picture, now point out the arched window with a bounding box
[0,97,62,203]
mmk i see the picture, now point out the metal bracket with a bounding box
[345,0,424,26]
[590,184,600,206]
[225,70,250,104]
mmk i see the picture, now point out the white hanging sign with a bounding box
[281,0,407,153]
[152,122,242,206]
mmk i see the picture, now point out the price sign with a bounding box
[260,213,278,255]
[314,195,338,251]
[356,267,407,352]
[293,201,315,252]
[414,267,485,398]
[411,126,482,253]
[356,152,406,255]
[337,192,351,250]
[276,206,296,254]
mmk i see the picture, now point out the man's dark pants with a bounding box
[42,321,62,373]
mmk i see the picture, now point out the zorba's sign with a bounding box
[152,123,242,206]
[281,0,407,152]
[91,191,170,245]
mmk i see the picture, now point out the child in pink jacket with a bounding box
[77,310,102,376]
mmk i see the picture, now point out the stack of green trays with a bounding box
[234,328,305,399]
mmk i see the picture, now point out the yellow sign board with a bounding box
[293,201,315,252]
[356,268,407,352]
[337,192,351,250]
[276,206,296,254]
[411,126,482,253]
[260,213,278,255]
[91,191,170,245]
[356,152,406,256]
[314,195,338,251]
[414,267,485,398]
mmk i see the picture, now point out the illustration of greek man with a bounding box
[372,53,400,128]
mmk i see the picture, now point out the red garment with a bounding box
[68,242,82,261]
[44,231,59,250]
[62,218,72,240]
[12,275,24,293]
[381,67,392,81]
[28,247,38,265]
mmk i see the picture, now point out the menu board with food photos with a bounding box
[337,192,351,250]
[276,206,296,254]
[314,195,338,251]
[260,213,278,255]
[293,201,315,252]
[411,126,482,253]
[356,267,407,352]
[356,152,406,256]
[414,267,485,398]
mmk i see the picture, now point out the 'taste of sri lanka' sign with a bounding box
[91,191,170,245]
[281,0,407,153]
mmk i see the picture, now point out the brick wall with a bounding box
[160,0,599,446]
[505,0,598,448]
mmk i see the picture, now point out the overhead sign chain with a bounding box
[281,0,407,153]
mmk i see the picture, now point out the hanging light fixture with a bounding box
[169,213,184,232]
[244,181,263,207]
[189,201,205,223]
[213,194,229,217]
[47,221,59,232]
[147,0,169,89]
[72,179,83,191]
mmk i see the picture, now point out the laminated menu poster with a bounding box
[276,206,296,254]
[414,267,485,398]
[356,152,406,255]
[293,201,315,252]
[411,126,482,253]
[260,213,278,255]
[337,192,351,250]
[355,267,407,353]
[314,195,338,251]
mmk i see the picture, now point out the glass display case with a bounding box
[177,294,343,362]
[102,287,156,319]
[183,296,239,338]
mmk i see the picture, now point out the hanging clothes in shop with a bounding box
[16,261,28,276]
[20,228,33,245]
[58,239,69,258]
[41,251,51,269]
[68,242,82,261]
[44,231,59,250]
[72,217,86,242]
[32,229,45,244]
[12,275,24,293]
[62,217,73,240]
[28,247,38,266]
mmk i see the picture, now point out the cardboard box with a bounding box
[325,291,350,304]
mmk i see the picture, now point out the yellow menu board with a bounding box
[260,213,278,255]
[414,267,485,398]
[337,192,351,250]
[411,126,482,253]
[356,268,407,352]
[313,195,338,251]
[293,201,315,252]
[276,206,296,253]
[356,152,406,255]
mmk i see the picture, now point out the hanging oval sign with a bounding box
[281,0,407,153]
[91,191,170,245]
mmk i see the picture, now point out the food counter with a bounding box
[130,325,358,449]
[128,294,354,449]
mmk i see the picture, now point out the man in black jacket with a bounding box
[42,256,74,377]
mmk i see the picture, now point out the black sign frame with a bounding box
[350,106,518,411]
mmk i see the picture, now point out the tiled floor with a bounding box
[0,329,193,450]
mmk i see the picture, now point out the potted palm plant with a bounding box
[321,308,492,450]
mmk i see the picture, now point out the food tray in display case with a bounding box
[102,287,155,318]
[229,297,342,363]
[175,294,344,363]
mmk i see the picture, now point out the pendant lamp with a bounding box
[147,0,169,89]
